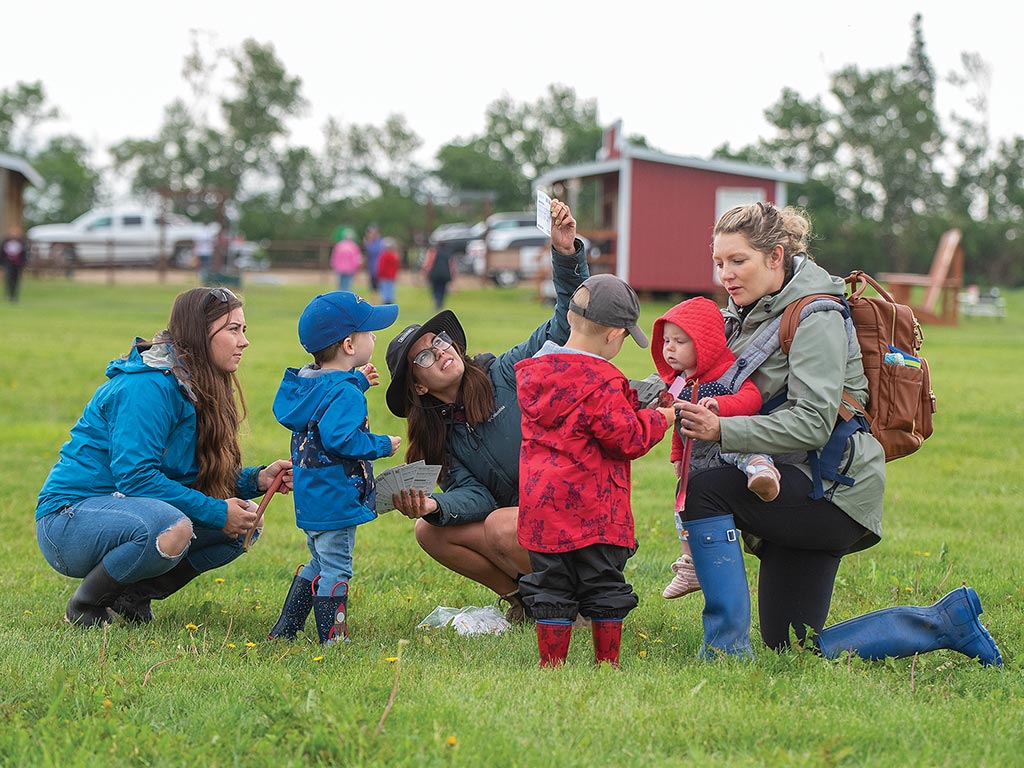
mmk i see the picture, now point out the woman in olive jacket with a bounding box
[383,199,588,622]
[674,202,1001,666]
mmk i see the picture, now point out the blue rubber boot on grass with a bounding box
[816,585,1003,666]
[686,514,753,660]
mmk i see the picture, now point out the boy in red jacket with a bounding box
[515,274,677,667]
[650,297,780,600]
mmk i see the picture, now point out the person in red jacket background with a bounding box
[376,238,401,304]
[650,296,779,601]
[515,274,676,667]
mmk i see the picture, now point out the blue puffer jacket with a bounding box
[273,365,393,531]
[426,241,589,525]
[36,341,263,529]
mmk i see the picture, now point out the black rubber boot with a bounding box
[110,559,201,624]
[66,562,126,627]
[267,567,315,640]
[312,582,349,645]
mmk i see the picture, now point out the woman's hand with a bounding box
[675,401,722,443]
[550,198,578,255]
[223,497,258,537]
[258,460,293,494]
[392,488,438,519]
[673,459,683,479]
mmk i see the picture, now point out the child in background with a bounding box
[268,291,402,644]
[515,274,676,667]
[651,296,780,599]
[376,238,401,304]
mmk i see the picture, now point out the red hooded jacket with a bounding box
[515,350,669,553]
[651,297,762,462]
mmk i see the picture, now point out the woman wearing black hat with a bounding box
[384,199,588,622]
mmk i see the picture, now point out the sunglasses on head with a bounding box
[207,287,239,304]
[412,331,454,369]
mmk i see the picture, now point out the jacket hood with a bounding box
[274,366,362,432]
[651,297,732,384]
[105,338,198,401]
[105,339,170,378]
[516,351,619,427]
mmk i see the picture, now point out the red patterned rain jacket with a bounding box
[515,349,669,553]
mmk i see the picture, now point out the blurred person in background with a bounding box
[420,241,456,310]
[2,225,29,302]
[363,224,384,295]
[331,226,363,292]
[377,237,401,304]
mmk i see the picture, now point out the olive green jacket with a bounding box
[720,257,884,553]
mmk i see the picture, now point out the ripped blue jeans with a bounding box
[36,494,252,583]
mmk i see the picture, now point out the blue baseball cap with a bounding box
[298,291,399,353]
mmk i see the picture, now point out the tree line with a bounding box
[2,15,1020,286]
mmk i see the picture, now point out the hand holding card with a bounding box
[548,197,577,255]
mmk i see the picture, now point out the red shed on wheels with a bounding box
[533,120,805,296]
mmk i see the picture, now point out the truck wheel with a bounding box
[492,270,519,287]
[171,243,194,269]
[50,244,77,275]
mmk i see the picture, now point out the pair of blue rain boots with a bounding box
[268,568,349,644]
[687,514,1003,666]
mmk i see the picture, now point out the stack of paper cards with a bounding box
[374,460,442,514]
[536,189,552,236]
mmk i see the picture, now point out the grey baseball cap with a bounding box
[568,273,648,347]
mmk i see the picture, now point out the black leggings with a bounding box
[682,465,870,649]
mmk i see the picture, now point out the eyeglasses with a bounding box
[207,287,239,304]
[412,331,454,369]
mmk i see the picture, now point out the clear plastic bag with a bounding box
[417,605,511,635]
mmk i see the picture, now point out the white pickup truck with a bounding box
[28,206,218,267]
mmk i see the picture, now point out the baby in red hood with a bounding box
[650,297,781,600]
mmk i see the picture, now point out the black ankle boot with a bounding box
[110,560,201,624]
[268,568,315,640]
[66,562,125,627]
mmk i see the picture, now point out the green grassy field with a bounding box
[1,272,1021,767]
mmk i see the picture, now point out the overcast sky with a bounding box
[2,1,1018,178]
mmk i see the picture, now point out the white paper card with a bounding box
[536,189,552,236]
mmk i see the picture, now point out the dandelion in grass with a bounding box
[638,650,648,659]
[215,577,225,584]
[905,587,914,592]
[227,643,237,649]
[446,736,457,747]
[102,699,112,708]
[23,610,32,615]
[385,656,399,663]
[254,605,262,611]
[245,642,257,648]
[313,655,324,662]
[185,623,199,631]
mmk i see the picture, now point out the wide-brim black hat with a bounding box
[385,309,467,417]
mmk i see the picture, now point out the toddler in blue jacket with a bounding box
[268,292,401,644]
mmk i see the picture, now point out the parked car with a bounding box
[466,211,591,286]
[28,206,219,268]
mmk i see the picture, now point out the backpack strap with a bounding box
[777,294,869,500]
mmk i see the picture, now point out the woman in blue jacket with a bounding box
[36,287,293,627]
[383,199,588,622]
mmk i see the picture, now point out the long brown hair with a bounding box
[159,287,248,498]
[405,344,495,475]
